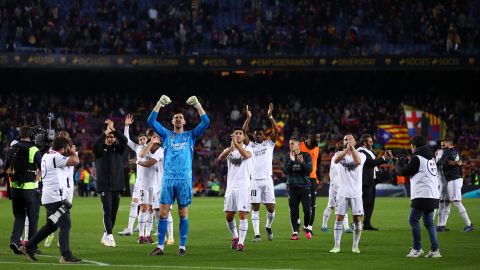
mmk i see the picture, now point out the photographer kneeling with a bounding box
[20,137,81,263]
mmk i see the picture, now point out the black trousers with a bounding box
[308,178,317,226]
[288,187,311,233]
[10,188,40,247]
[362,184,376,226]
[100,191,122,235]
[27,201,73,258]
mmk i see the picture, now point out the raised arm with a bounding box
[124,114,138,150]
[147,95,171,140]
[218,141,235,161]
[268,103,280,142]
[187,96,210,139]
[349,140,361,165]
[242,105,252,145]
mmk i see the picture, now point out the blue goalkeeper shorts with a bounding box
[160,178,192,207]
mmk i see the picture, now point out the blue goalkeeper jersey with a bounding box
[148,111,210,180]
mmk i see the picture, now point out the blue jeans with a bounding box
[409,208,439,251]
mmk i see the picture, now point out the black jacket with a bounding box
[397,146,439,211]
[357,148,387,187]
[93,130,128,192]
[4,140,42,183]
[436,147,462,181]
[283,152,312,188]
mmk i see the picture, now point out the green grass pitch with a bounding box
[0,196,479,270]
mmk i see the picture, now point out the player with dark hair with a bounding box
[242,104,279,242]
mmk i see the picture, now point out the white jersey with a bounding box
[138,147,163,188]
[329,157,339,189]
[226,145,253,190]
[125,126,146,184]
[248,140,275,179]
[335,151,366,198]
[410,155,440,200]
[154,147,165,191]
[41,151,69,204]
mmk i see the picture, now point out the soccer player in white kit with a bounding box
[135,134,163,244]
[321,143,352,233]
[119,114,149,236]
[242,104,279,242]
[329,134,366,254]
[219,127,253,251]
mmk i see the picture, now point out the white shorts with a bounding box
[446,178,463,201]
[438,174,448,200]
[132,182,141,199]
[152,190,161,209]
[335,196,364,216]
[224,188,250,212]
[327,184,338,208]
[139,186,154,206]
[250,177,276,204]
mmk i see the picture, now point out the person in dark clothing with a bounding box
[299,133,321,235]
[93,119,128,247]
[5,126,42,255]
[397,135,441,258]
[357,134,391,230]
[20,137,81,263]
[283,137,312,240]
[435,137,474,232]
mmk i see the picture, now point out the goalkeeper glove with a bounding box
[154,95,172,111]
[186,96,201,108]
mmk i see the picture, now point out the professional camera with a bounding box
[31,113,55,151]
[47,199,73,225]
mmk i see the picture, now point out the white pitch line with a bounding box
[38,254,110,266]
[0,261,300,270]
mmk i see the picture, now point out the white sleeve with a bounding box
[54,154,68,168]
[124,126,138,150]
[359,152,367,165]
[151,147,163,161]
[248,141,254,148]
[268,139,276,147]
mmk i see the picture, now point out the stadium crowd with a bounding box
[1,0,480,55]
[1,90,479,196]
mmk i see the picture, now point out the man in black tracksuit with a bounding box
[283,137,312,240]
[357,134,390,230]
[93,119,128,246]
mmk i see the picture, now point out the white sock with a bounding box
[334,221,343,248]
[127,202,139,231]
[454,201,472,226]
[138,211,146,237]
[266,211,275,229]
[145,212,153,237]
[353,222,362,248]
[24,216,30,240]
[251,211,260,236]
[322,207,331,227]
[167,211,174,240]
[307,225,313,231]
[239,219,248,245]
[443,203,451,226]
[437,202,445,226]
[227,220,238,238]
[343,214,350,229]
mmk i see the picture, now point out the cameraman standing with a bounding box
[20,137,81,263]
[5,126,42,254]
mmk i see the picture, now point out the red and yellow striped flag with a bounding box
[376,124,410,149]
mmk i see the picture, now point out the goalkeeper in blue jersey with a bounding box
[147,95,210,256]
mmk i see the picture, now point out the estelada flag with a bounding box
[376,124,410,149]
